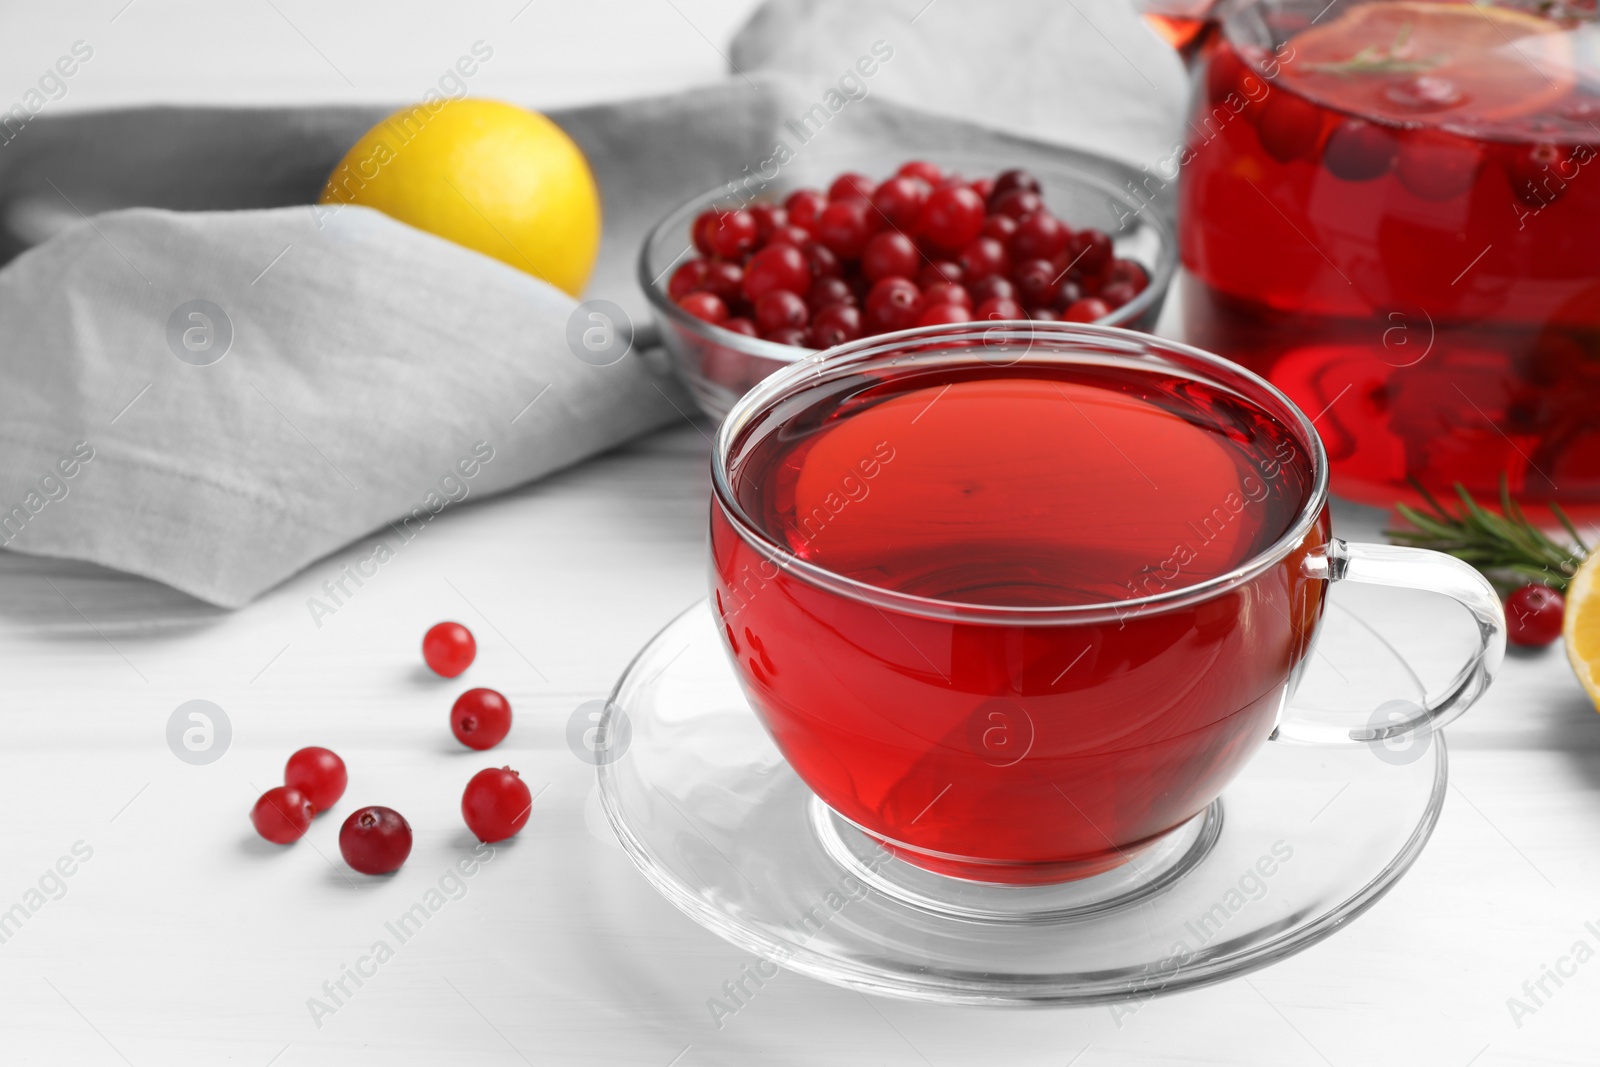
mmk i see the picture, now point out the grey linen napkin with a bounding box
[0,49,1173,607]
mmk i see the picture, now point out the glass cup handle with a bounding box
[1274,539,1506,747]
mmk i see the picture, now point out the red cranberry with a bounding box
[339,806,412,875]
[699,260,742,302]
[991,189,1043,220]
[975,296,1025,320]
[422,622,475,678]
[1507,143,1576,207]
[1012,258,1059,307]
[981,214,1020,243]
[750,203,788,242]
[708,209,759,258]
[462,767,534,843]
[1030,307,1060,321]
[808,276,856,310]
[1323,120,1397,181]
[678,291,729,324]
[743,243,811,302]
[1255,91,1324,163]
[970,275,1017,304]
[865,276,923,332]
[771,223,813,248]
[919,186,986,250]
[990,168,1042,204]
[1506,584,1564,647]
[754,290,809,333]
[916,302,974,326]
[861,231,921,282]
[828,172,876,202]
[762,326,810,346]
[251,786,313,845]
[896,160,943,185]
[815,200,876,259]
[668,259,709,302]
[1107,259,1149,294]
[284,747,347,812]
[451,687,513,750]
[918,260,963,288]
[1063,297,1111,322]
[723,317,758,337]
[691,211,721,256]
[871,176,932,232]
[1066,229,1114,276]
[958,236,1009,282]
[801,240,841,279]
[970,176,995,203]
[1396,129,1481,202]
[922,281,972,308]
[784,189,828,232]
[1099,281,1138,309]
[808,303,863,347]
[1011,211,1071,261]
[1050,276,1084,308]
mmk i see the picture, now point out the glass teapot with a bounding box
[1142,0,1600,512]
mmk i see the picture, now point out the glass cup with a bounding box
[709,322,1505,885]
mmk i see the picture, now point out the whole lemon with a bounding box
[320,98,601,296]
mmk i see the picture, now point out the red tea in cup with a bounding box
[710,324,1503,884]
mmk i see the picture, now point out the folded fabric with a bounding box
[0,203,687,607]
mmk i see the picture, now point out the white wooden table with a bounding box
[2,3,1598,1064]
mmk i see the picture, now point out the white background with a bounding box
[1,2,1598,1065]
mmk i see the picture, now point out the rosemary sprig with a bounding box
[1386,475,1589,592]
[1302,21,1450,75]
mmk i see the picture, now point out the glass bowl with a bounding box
[636,150,1178,420]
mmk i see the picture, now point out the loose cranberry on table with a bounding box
[284,747,348,812]
[251,787,314,845]
[451,688,513,751]
[340,806,413,875]
[461,767,535,843]
[422,621,476,678]
[1506,584,1564,648]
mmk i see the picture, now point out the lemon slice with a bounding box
[1282,1,1573,124]
[1564,552,1600,710]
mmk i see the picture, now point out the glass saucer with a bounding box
[596,599,1447,1005]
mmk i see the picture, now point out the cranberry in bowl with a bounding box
[638,151,1176,419]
